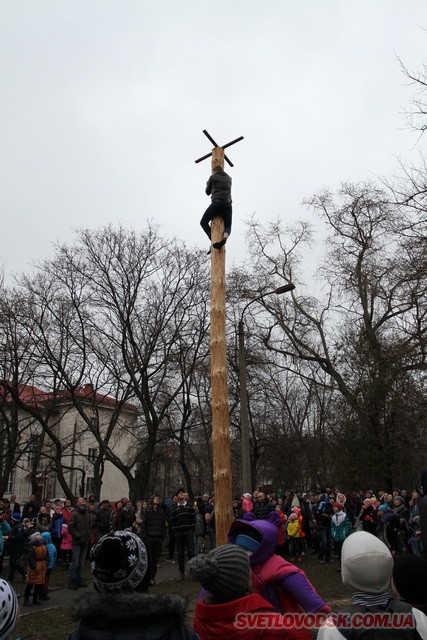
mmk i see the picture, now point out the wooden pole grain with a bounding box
[209,146,233,545]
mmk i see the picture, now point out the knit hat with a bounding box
[378,504,390,513]
[392,554,427,608]
[91,531,149,593]
[187,544,250,602]
[333,502,344,511]
[10,513,21,522]
[0,580,18,640]
[341,531,392,593]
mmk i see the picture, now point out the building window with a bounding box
[87,448,98,462]
[28,434,42,467]
[7,470,14,493]
[86,477,96,496]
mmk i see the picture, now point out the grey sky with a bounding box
[1,1,426,278]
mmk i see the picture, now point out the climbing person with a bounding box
[200,165,232,251]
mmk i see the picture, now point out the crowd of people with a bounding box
[0,478,427,639]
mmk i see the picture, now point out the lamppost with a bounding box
[238,283,295,493]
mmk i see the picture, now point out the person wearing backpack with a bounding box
[317,531,427,639]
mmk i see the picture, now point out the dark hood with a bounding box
[228,518,278,565]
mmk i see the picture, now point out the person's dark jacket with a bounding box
[141,507,166,539]
[66,591,197,640]
[205,170,232,202]
[253,500,275,520]
[8,522,26,553]
[117,507,134,531]
[170,503,196,534]
[94,507,114,538]
[68,506,91,546]
[22,500,39,519]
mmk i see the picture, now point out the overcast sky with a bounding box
[1,1,426,280]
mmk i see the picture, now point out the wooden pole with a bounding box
[210,146,233,545]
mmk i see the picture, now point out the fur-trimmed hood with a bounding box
[71,591,188,624]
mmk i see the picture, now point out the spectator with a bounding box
[66,531,197,640]
[189,543,310,640]
[170,488,196,581]
[68,497,90,590]
[141,495,166,584]
[23,532,48,607]
[0,579,19,640]
[318,531,427,639]
[228,517,330,615]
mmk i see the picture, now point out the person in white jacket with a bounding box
[317,531,427,639]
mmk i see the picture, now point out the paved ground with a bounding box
[16,557,187,617]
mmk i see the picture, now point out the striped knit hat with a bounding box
[0,580,18,640]
[188,544,250,602]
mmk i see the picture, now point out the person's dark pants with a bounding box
[200,199,232,239]
[167,529,175,559]
[174,531,194,574]
[8,552,26,581]
[69,544,88,584]
[146,536,163,580]
[319,526,332,561]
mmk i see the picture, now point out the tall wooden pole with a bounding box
[210,146,233,545]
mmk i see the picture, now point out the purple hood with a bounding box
[228,518,278,565]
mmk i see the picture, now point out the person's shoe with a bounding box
[23,599,32,607]
[213,238,227,250]
[40,594,50,600]
[32,599,41,606]
[177,572,185,581]
[68,582,78,590]
[150,579,156,585]
[76,580,88,588]
[319,559,325,564]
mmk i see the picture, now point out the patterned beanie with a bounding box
[91,531,149,592]
[0,580,18,640]
[188,544,250,603]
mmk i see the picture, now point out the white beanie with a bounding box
[341,531,393,593]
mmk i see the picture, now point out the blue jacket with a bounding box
[41,531,57,569]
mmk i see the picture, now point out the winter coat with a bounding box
[68,506,91,546]
[50,511,65,540]
[331,512,351,542]
[287,519,300,539]
[253,500,276,520]
[94,507,114,538]
[66,591,197,640]
[27,539,48,585]
[194,592,311,640]
[60,524,73,550]
[36,511,52,533]
[228,518,330,614]
[141,506,166,539]
[8,522,26,554]
[41,531,57,569]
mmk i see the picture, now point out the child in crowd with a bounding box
[60,523,72,566]
[330,502,351,568]
[188,543,310,640]
[228,517,331,615]
[41,531,57,600]
[23,532,48,607]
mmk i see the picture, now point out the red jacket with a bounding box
[194,592,310,640]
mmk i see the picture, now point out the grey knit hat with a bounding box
[187,544,250,602]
